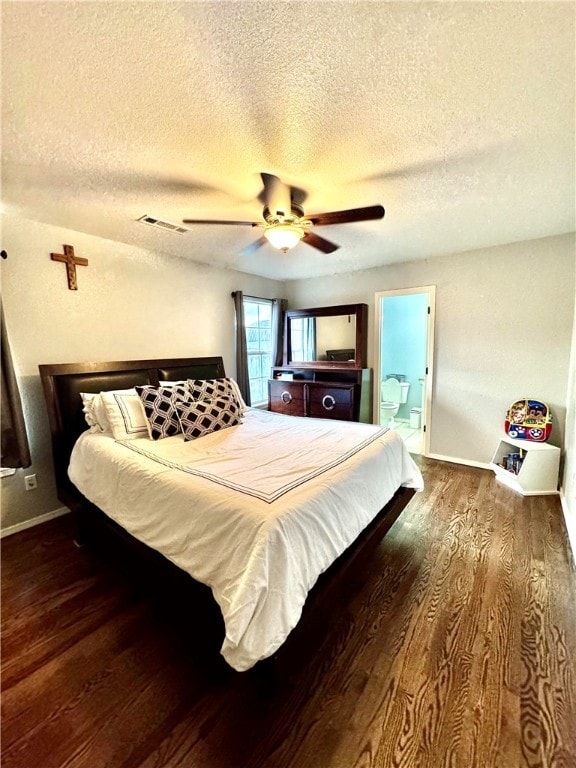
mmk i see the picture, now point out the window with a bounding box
[243,297,273,406]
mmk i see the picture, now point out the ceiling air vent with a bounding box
[137,215,188,234]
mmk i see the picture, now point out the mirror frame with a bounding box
[283,303,368,368]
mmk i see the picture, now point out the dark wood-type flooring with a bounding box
[2,458,575,768]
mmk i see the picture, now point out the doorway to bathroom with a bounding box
[374,286,435,455]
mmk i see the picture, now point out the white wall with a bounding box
[0,214,283,532]
[285,233,575,469]
[561,293,576,562]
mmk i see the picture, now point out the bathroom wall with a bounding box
[380,292,429,420]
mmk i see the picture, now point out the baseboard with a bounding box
[426,453,491,471]
[559,488,576,569]
[0,506,70,538]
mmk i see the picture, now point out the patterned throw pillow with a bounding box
[186,377,246,413]
[175,396,241,441]
[135,384,189,440]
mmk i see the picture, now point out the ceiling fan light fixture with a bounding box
[264,223,304,252]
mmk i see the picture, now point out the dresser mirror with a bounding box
[284,303,368,368]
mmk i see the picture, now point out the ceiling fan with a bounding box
[182,173,385,255]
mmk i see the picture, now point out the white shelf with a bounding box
[490,436,560,496]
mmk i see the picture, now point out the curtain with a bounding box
[231,291,251,406]
[1,300,31,468]
[271,298,288,366]
[305,317,317,361]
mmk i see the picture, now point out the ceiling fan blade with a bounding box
[240,236,268,257]
[257,174,272,204]
[307,205,385,227]
[357,145,509,184]
[301,231,340,254]
[182,218,260,226]
[5,160,237,199]
[259,173,308,211]
[290,184,308,207]
[259,172,292,216]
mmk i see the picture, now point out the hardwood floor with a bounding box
[2,458,575,768]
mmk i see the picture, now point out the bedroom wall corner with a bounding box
[560,285,576,567]
[0,213,284,533]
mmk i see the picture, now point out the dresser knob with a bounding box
[281,391,293,404]
[322,394,336,410]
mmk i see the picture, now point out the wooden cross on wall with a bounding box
[50,244,88,290]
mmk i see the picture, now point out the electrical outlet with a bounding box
[24,474,37,491]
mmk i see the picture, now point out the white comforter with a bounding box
[68,408,423,671]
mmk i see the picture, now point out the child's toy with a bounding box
[505,398,552,442]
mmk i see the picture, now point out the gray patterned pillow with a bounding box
[175,396,241,441]
[186,377,246,413]
[135,384,189,440]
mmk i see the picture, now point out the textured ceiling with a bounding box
[2,1,575,280]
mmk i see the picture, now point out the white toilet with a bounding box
[380,377,410,427]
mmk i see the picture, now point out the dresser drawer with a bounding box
[308,384,355,421]
[268,380,306,416]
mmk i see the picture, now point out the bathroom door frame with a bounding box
[374,285,436,456]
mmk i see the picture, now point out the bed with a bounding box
[39,356,423,672]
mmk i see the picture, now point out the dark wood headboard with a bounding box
[39,356,226,510]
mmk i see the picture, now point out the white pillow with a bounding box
[100,389,149,440]
[80,392,110,433]
[229,378,248,413]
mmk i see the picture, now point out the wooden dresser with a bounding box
[269,302,372,424]
[269,367,372,423]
